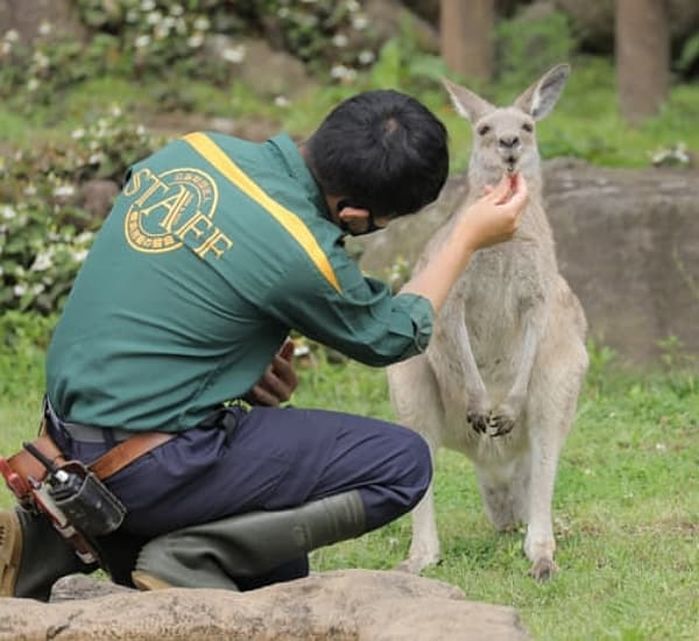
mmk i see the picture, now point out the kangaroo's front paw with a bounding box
[487,395,524,437]
[486,411,516,437]
[467,410,490,434]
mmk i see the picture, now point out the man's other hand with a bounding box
[244,339,298,406]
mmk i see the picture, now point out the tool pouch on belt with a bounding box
[1,438,125,564]
[41,460,126,537]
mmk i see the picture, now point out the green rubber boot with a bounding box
[132,490,366,591]
[0,508,97,601]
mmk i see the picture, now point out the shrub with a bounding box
[0,109,159,314]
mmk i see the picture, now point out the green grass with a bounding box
[1,338,696,640]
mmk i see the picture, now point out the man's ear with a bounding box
[338,204,370,224]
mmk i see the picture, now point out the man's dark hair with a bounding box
[306,89,449,219]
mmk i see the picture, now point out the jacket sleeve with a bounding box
[264,246,434,367]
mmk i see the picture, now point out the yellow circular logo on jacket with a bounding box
[123,167,232,260]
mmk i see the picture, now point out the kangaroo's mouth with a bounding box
[504,156,518,173]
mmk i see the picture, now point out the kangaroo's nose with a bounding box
[498,135,520,149]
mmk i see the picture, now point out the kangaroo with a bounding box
[387,64,588,581]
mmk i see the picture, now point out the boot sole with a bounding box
[131,570,174,591]
[0,510,22,597]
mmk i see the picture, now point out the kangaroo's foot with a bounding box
[395,541,440,575]
[528,557,558,582]
[523,529,557,582]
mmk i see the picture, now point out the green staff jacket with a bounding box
[46,132,434,432]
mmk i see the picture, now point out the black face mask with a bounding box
[337,199,383,236]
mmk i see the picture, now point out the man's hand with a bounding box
[400,173,528,315]
[461,172,528,251]
[244,339,298,406]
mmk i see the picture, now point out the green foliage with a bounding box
[677,33,699,75]
[0,312,55,401]
[370,14,448,93]
[74,0,380,80]
[495,9,577,91]
[0,109,159,314]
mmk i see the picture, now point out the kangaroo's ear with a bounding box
[514,64,570,121]
[441,78,494,124]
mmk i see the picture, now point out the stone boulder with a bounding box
[0,0,86,43]
[355,161,699,367]
[0,570,530,641]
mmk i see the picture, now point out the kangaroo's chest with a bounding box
[461,248,545,341]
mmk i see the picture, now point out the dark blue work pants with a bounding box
[48,405,432,587]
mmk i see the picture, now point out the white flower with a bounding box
[71,127,86,139]
[31,251,54,272]
[134,34,151,49]
[24,184,37,196]
[330,65,356,82]
[352,15,369,30]
[71,249,89,263]
[75,231,94,244]
[53,184,76,198]
[13,284,27,298]
[2,42,12,55]
[277,7,290,19]
[38,21,53,36]
[358,50,375,65]
[89,152,105,165]
[331,64,349,79]
[332,33,349,48]
[110,104,123,118]
[147,11,163,25]
[33,51,50,70]
[126,9,139,23]
[187,33,204,48]
[136,124,147,136]
[274,95,290,108]
[4,30,20,43]
[170,4,184,16]
[222,45,246,64]
[346,0,360,12]
[31,283,45,295]
[141,0,156,11]
[193,17,210,32]
[1,206,16,220]
[27,78,40,92]
[0,266,3,277]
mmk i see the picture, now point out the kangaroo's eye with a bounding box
[522,122,534,133]
[477,125,491,136]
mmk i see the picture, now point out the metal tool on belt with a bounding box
[0,424,174,564]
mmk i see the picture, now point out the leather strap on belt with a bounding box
[4,430,174,490]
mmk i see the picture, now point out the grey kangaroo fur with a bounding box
[387,64,588,581]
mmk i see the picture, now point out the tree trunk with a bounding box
[616,0,670,125]
[440,0,494,81]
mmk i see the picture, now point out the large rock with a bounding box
[356,161,699,367]
[0,0,86,43]
[0,570,530,641]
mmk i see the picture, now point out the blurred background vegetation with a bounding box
[0,0,697,319]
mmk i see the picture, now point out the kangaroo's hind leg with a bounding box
[523,349,586,581]
[388,355,445,574]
